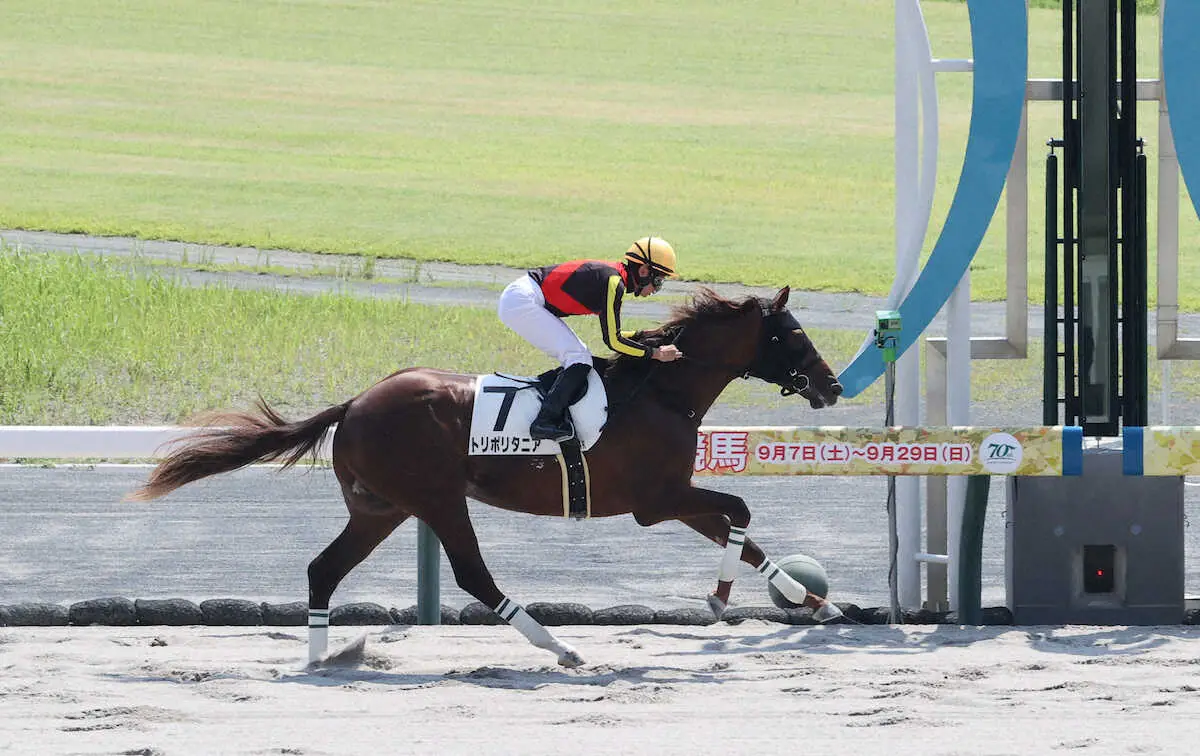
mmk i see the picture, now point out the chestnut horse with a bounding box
[131,286,844,667]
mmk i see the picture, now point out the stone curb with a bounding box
[0,599,1053,627]
[12,599,1193,627]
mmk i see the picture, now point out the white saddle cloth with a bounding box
[468,370,608,456]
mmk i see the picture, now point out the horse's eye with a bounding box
[771,335,780,343]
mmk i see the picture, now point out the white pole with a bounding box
[945,271,972,611]
[894,0,928,610]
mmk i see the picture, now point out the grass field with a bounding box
[3,1,1196,304]
[0,252,524,423]
[5,252,1199,425]
[0,252,875,423]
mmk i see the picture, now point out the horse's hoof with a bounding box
[308,634,367,669]
[558,649,585,668]
[707,594,727,620]
[813,602,844,624]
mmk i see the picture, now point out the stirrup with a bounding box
[530,417,576,443]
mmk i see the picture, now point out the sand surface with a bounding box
[4,623,1200,755]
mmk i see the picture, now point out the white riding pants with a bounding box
[497,274,592,368]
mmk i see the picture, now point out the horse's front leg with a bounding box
[680,514,844,623]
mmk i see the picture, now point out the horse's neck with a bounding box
[668,315,759,420]
[648,363,739,423]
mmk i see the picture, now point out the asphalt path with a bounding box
[3,464,1199,613]
[0,464,1016,611]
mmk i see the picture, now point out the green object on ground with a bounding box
[767,553,830,609]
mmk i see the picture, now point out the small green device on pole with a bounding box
[875,310,902,364]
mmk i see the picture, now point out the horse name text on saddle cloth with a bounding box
[468,371,608,456]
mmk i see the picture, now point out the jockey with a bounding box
[498,236,685,442]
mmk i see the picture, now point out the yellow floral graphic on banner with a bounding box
[1141,427,1200,476]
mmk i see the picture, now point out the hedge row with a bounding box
[0,597,1035,627]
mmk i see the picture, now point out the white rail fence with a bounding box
[0,426,331,460]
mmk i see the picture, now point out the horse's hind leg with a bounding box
[423,500,584,668]
[680,514,842,622]
[307,481,408,664]
[632,486,752,618]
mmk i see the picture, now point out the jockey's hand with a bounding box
[652,344,683,362]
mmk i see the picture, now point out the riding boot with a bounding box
[529,363,592,442]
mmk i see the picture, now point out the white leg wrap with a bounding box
[496,597,575,657]
[718,525,746,581]
[758,558,808,604]
[497,598,555,650]
[308,608,329,664]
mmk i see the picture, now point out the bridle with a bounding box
[611,302,827,421]
[677,308,820,397]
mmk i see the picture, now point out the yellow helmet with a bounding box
[625,237,677,278]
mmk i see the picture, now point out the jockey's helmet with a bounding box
[625,237,677,279]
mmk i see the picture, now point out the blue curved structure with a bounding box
[837,1,1028,399]
[1163,1,1200,223]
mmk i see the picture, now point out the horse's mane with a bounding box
[602,287,762,389]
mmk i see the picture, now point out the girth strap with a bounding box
[556,439,592,519]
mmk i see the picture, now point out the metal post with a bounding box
[894,0,925,612]
[1045,148,1060,425]
[1119,0,1146,428]
[955,474,991,626]
[923,341,948,610]
[416,521,441,625]
[945,270,970,613]
[1122,145,1148,426]
[885,359,901,624]
[877,310,902,622]
[1076,0,1119,436]
[1062,0,1079,425]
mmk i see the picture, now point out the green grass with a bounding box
[0,252,861,423]
[0,252,534,423]
[3,0,1195,304]
[935,0,1159,12]
[0,252,792,423]
[6,252,1199,425]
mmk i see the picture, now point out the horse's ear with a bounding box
[771,286,790,311]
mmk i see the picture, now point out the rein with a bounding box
[605,301,816,422]
[605,325,703,422]
[636,323,755,422]
[669,325,753,377]
[677,315,814,397]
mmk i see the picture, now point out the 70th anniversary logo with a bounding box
[979,432,1023,474]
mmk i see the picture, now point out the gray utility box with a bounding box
[1006,446,1184,625]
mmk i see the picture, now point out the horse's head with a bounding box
[747,287,843,409]
[613,286,842,415]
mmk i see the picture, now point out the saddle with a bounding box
[468,359,610,456]
[468,359,612,519]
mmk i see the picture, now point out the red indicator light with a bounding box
[1083,545,1116,593]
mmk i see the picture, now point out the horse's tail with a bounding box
[128,397,350,501]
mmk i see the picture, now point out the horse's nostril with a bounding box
[832,382,844,396]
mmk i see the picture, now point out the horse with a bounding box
[130,286,844,667]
